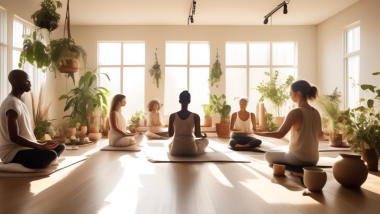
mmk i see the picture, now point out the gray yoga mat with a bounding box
[0,156,88,178]
[100,145,141,151]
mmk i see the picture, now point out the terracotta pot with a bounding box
[329,133,344,147]
[67,128,76,137]
[105,117,110,132]
[273,164,285,176]
[303,167,327,192]
[88,133,102,142]
[361,149,379,172]
[256,103,260,125]
[273,117,285,127]
[259,103,267,130]
[90,124,99,133]
[333,153,368,188]
[203,118,212,127]
[81,126,87,135]
[58,59,79,73]
[216,123,230,138]
[129,125,137,133]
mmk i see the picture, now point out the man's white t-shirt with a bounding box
[0,94,35,163]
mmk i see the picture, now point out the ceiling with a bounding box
[29,0,359,25]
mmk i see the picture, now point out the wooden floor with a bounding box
[1,136,379,214]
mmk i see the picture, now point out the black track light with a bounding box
[264,17,269,24]
[283,3,288,14]
[263,1,290,25]
[191,16,194,23]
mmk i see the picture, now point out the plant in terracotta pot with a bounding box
[208,49,223,88]
[255,70,294,126]
[149,48,162,88]
[31,0,62,32]
[18,30,50,73]
[201,104,214,127]
[128,111,144,133]
[316,88,347,147]
[210,94,231,138]
[59,68,110,135]
[342,72,380,171]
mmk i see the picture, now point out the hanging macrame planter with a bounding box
[209,49,223,88]
[149,49,162,88]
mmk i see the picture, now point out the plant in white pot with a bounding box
[255,70,294,126]
[210,94,231,138]
[201,104,214,127]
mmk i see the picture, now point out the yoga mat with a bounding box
[145,131,170,139]
[0,156,88,178]
[100,145,141,151]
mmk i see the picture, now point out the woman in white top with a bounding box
[109,94,141,146]
[168,91,208,156]
[229,97,262,148]
[145,99,169,138]
[254,80,324,166]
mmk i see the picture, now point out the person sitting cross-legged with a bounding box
[0,70,65,169]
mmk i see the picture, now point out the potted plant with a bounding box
[128,111,144,133]
[316,88,347,147]
[265,112,279,131]
[255,70,294,126]
[201,104,214,127]
[59,68,110,135]
[149,49,162,88]
[18,30,50,73]
[342,72,380,171]
[31,0,62,32]
[210,94,231,138]
[208,49,223,88]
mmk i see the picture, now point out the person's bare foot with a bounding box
[235,144,250,148]
[130,139,136,145]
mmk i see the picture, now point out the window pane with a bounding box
[13,50,20,69]
[98,43,121,65]
[123,67,145,122]
[190,43,210,65]
[249,68,270,113]
[99,67,121,104]
[346,26,360,53]
[0,46,7,103]
[166,43,187,65]
[226,68,247,114]
[249,43,270,65]
[123,43,145,65]
[226,43,247,65]
[164,67,187,115]
[347,56,360,109]
[189,67,210,122]
[272,43,294,65]
[13,20,23,48]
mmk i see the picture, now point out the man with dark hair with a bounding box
[0,70,65,169]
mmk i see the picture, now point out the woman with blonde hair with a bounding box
[254,80,324,166]
[109,94,141,146]
[145,99,169,138]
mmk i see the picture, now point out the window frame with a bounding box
[0,6,7,102]
[343,21,360,110]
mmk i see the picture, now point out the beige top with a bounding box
[289,107,322,163]
[109,110,127,145]
[170,113,197,155]
[147,111,163,133]
[232,112,253,136]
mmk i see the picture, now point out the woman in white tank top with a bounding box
[254,80,324,166]
[229,97,262,148]
[109,94,142,147]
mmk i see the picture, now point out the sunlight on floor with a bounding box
[208,164,234,188]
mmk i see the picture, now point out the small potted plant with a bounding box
[128,111,144,133]
[201,104,214,127]
[342,72,380,171]
[209,49,223,88]
[316,88,346,147]
[210,94,231,138]
[31,0,62,32]
[255,70,294,126]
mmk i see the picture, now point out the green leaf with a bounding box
[361,84,376,92]
[372,72,380,75]
[359,98,366,102]
[64,99,74,112]
[59,95,68,100]
[101,73,110,81]
[368,99,374,108]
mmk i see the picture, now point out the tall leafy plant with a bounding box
[255,70,294,117]
[316,88,344,134]
[59,68,110,129]
[209,49,223,88]
[210,94,231,124]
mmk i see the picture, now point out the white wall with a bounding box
[317,0,380,108]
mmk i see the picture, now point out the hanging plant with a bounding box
[31,0,62,32]
[209,49,223,88]
[149,49,162,88]
[18,29,50,73]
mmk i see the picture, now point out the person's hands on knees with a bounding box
[38,140,58,150]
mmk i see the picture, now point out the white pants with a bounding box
[264,150,318,166]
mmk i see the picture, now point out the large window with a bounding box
[98,42,145,121]
[164,42,210,121]
[0,7,7,103]
[344,23,360,109]
[225,42,297,115]
[13,17,46,97]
